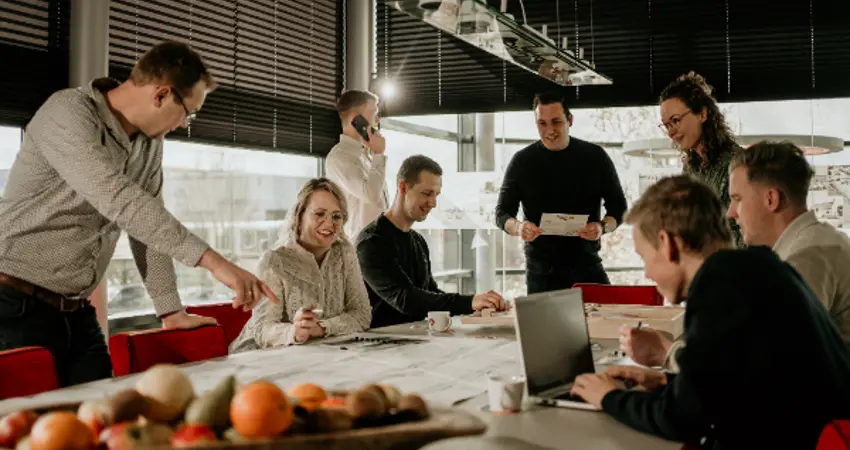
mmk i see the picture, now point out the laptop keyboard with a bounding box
[554,392,588,403]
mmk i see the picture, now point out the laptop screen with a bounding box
[514,288,595,396]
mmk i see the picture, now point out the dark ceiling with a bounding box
[376,0,850,117]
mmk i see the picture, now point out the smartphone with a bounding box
[351,114,371,141]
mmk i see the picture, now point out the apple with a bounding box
[100,422,172,450]
[77,400,107,441]
[170,425,217,448]
[0,411,38,448]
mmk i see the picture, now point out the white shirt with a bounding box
[773,211,850,349]
[325,134,389,239]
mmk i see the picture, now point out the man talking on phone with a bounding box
[325,90,390,239]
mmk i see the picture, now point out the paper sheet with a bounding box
[539,213,589,236]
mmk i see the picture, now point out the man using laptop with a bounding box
[570,175,850,449]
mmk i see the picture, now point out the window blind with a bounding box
[0,0,70,126]
[109,0,343,155]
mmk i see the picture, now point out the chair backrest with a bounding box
[108,324,228,376]
[185,303,251,346]
[818,420,850,450]
[0,346,59,400]
[572,283,663,306]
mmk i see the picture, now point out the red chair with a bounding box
[0,346,59,400]
[108,325,228,377]
[185,303,251,346]
[818,420,850,449]
[572,283,663,306]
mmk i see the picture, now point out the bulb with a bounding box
[381,82,396,99]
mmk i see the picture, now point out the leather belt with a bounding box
[0,273,90,312]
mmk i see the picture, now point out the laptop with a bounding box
[513,288,606,411]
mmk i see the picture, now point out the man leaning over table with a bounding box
[621,141,850,370]
[570,175,850,449]
[495,91,627,294]
[356,155,506,328]
[0,42,279,387]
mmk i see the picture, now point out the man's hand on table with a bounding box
[618,324,672,367]
[162,310,217,329]
[198,249,280,311]
[472,290,507,311]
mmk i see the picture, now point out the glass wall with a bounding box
[387,97,850,301]
[106,142,320,317]
[3,95,850,318]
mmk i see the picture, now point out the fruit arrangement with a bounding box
[0,364,430,450]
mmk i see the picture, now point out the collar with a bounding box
[773,210,818,255]
[86,78,141,151]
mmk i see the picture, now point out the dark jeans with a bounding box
[526,259,610,295]
[0,286,112,387]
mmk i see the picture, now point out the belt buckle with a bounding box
[59,296,77,312]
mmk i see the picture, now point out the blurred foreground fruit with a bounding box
[229,381,293,439]
[170,425,217,448]
[134,365,194,422]
[185,375,235,429]
[287,383,327,412]
[29,411,94,450]
[0,411,38,448]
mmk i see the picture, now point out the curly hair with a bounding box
[660,72,736,170]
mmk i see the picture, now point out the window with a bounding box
[105,142,320,318]
[0,126,22,198]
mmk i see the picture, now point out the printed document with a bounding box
[539,213,589,236]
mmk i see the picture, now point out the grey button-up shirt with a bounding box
[0,78,209,317]
[774,210,850,349]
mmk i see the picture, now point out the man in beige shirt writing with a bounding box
[0,42,278,386]
[621,141,850,369]
[325,90,389,239]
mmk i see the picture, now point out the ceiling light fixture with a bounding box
[388,0,612,86]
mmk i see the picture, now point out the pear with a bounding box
[184,375,236,429]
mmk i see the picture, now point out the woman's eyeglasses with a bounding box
[658,110,693,132]
[312,210,345,224]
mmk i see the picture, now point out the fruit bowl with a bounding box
[0,365,487,450]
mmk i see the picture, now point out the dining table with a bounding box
[0,318,682,450]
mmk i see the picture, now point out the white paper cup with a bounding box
[486,374,525,413]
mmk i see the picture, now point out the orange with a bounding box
[320,397,346,408]
[287,383,328,411]
[29,411,94,450]
[230,381,293,439]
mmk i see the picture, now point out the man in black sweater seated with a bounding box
[570,175,850,449]
[356,155,507,328]
[495,92,628,294]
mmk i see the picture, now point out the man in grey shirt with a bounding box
[0,42,279,386]
[621,141,850,369]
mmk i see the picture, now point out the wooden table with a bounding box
[0,319,681,450]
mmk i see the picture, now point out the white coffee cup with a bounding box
[427,311,452,332]
[487,374,525,413]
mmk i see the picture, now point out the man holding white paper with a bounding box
[495,92,628,294]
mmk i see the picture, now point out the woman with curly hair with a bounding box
[659,72,743,247]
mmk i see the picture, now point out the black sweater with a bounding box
[601,247,850,449]
[356,215,474,328]
[495,138,627,267]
